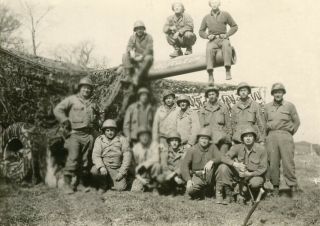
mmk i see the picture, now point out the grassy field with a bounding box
[0,143,320,226]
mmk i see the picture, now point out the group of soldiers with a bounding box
[54,76,300,204]
[122,0,238,85]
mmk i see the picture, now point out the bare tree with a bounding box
[21,1,53,56]
[0,3,21,48]
[52,41,100,68]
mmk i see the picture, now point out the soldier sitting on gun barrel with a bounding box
[163,2,197,58]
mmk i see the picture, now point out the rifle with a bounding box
[242,187,265,226]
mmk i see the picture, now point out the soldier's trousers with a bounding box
[64,131,94,176]
[215,164,264,189]
[166,31,197,48]
[131,163,162,192]
[91,165,127,191]
[266,130,297,187]
[122,53,153,80]
[186,168,214,198]
[206,38,232,70]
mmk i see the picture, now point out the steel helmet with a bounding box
[197,128,212,139]
[236,82,251,95]
[137,87,150,95]
[171,2,185,12]
[137,126,151,137]
[205,86,219,98]
[176,94,190,106]
[166,131,181,143]
[162,90,175,102]
[133,20,146,31]
[271,83,286,95]
[101,119,117,130]
[79,77,94,88]
[240,126,257,141]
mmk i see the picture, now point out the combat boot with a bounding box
[225,66,232,80]
[208,70,214,84]
[63,175,75,195]
[225,186,234,203]
[169,47,183,58]
[184,47,192,55]
[215,184,227,205]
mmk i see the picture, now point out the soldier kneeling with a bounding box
[131,126,162,192]
[216,126,267,204]
[91,120,132,193]
[157,131,186,195]
[181,128,222,200]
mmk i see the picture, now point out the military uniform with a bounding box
[152,91,179,147]
[163,13,196,54]
[131,141,161,192]
[54,93,98,177]
[199,9,238,78]
[217,143,267,189]
[181,129,221,199]
[199,101,231,152]
[265,95,300,188]
[123,102,154,142]
[91,134,132,191]
[231,98,266,143]
[176,107,200,147]
[122,21,153,84]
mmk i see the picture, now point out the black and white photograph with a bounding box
[0,0,319,225]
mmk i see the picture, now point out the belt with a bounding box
[268,130,291,135]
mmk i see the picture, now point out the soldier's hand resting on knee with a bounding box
[99,167,108,176]
[233,162,246,172]
[239,170,253,178]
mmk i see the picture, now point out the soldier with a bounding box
[264,83,300,197]
[199,86,232,154]
[131,126,162,192]
[152,90,179,148]
[176,94,200,149]
[181,128,222,200]
[216,126,267,205]
[53,77,99,194]
[231,82,266,144]
[123,87,155,145]
[122,20,153,85]
[90,120,132,192]
[199,0,238,83]
[157,131,186,194]
[163,2,197,58]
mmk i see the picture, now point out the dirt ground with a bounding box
[1,146,320,226]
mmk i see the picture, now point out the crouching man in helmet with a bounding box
[157,131,186,194]
[131,126,162,192]
[181,128,222,200]
[54,76,100,194]
[122,20,154,86]
[91,119,132,192]
[216,125,267,204]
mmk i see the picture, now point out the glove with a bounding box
[99,167,108,176]
[173,32,180,40]
[134,55,143,62]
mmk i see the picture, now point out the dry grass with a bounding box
[1,145,320,226]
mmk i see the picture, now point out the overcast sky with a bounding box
[4,0,320,143]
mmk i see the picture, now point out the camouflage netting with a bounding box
[0,47,237,184]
